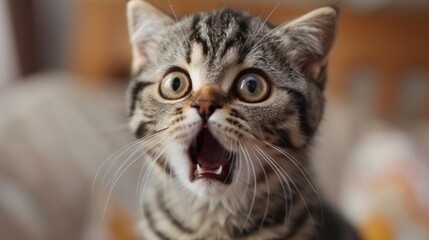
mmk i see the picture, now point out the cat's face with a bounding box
[126,1,337,199]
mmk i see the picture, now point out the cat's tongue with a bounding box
[196,128,227,169]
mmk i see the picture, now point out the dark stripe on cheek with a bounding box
[130,81,153,116]
[230,109,247,122]
[275,128,298,150]
[136,122,148,139]
[281,87,314,137]
[261,126,297,150]
[156,156,173,176]
[146,149,173,176]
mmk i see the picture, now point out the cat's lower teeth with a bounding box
[196,164,223,175]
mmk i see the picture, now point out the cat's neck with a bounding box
[140,169,320,239]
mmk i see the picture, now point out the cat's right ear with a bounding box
[127,0,174,68]
[275,6,338,87]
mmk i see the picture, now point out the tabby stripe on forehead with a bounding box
[219,37,236,58]
[185,39,192,64]
[219,17,248,59]
[280,87,314,137]
[236,19,251,64]
[157,191,195,234]
[187,15,201,64]
[190,15,209,56]
[144,205,172,240]
[129,81,153,116]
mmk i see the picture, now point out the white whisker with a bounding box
[261,139,319,196]
[100,133,164,198]
[92,137,142,193]
[252,144,293,228]
[248,145,270,230]
[252,140,317,234]
[101,136,168,222]
[239,141,258,233]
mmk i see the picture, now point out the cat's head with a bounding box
[126,0,338,199]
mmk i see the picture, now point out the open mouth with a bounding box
[188,127,235,184]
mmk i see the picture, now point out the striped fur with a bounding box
[126,1,358,239]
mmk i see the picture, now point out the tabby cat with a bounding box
[126,0,359,239]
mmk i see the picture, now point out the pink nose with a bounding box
[193,99,220,121]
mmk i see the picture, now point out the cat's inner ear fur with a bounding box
[277,6,338,83]
[127,0,174,69]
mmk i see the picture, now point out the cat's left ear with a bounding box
[127,0,174,69]
[276,6,338,82]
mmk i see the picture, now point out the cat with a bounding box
[126,0,359,239]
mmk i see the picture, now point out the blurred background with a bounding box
[0,0,428,240]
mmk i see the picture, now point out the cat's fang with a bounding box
[192,161,234,183]
[197,164,223,175]
[196,164,223,175]
[197,164,202,174]
[215,165,222,175]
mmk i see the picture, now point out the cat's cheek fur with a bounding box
[129,108,147,133]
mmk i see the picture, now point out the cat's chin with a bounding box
[187,178,234,198]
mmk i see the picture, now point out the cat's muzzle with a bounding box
[188,127,235,184]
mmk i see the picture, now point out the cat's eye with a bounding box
[235,73,270,103]
[159,71,192,100]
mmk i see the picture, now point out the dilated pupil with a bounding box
[172,77,181,91]
[246,79,257,93]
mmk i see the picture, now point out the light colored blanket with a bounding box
[0,72,138,240]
